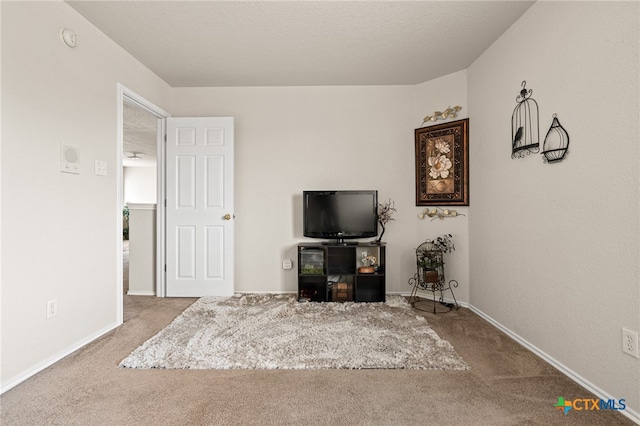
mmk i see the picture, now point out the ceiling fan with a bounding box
[126,152,144,160]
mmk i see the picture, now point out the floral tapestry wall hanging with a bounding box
[414,118,469,206]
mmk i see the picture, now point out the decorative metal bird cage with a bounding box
[511,81,540,159]
[408,240,459,313]
[541,114,570,163]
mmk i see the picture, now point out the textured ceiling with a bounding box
[80,1,534,167]
[66,1,534,87]
[123,101,158,168]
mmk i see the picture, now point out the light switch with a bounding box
[95,160,107,176]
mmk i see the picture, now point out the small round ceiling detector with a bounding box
[59,28,78,48]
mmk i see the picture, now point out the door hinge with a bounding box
[164,134,167,142]
[164,264,167,272]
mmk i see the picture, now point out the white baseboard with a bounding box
[234,291,295,295]
[0,321,120,395]
[127,291,156,296]
[468,305,640,425]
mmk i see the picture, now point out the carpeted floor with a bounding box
[0,293,634,425]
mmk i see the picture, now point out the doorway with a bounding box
[117,85,169,323]
[123,99,158,297]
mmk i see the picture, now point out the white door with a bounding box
[165,117,234,297]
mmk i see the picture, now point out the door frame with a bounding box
[117,84,170,321]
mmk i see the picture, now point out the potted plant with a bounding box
[122,205,130,240]
[418,253,443,284]
[432,233,455,253]
[417,234,455,284]
[375,199,396,243]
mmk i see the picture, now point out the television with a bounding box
[303,190,378,245]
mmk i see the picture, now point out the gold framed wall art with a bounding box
[415,118,469,206]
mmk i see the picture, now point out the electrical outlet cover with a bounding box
[622,328,639,358]
[47,299,57,319]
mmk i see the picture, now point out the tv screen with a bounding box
[303,190,378,244]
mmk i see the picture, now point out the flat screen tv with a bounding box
[303,190,378,245]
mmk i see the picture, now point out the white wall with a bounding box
[1,2,172,389]
[468,1,639,415]
[127,204,156,296]
[123,166,157,204]
[412,70,469,302]
[171,86,422,296]
[171,76,471,300]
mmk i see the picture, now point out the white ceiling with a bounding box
[73,1,535,168]
[123,100,158,168]
[66,0,534,87]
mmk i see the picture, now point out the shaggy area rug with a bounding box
[119,294,469,370]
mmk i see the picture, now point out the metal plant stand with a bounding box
[408,241,460,314]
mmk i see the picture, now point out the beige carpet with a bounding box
[119,294,469,370]
[0,295,634,426]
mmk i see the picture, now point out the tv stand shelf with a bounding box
[297,242,385,303]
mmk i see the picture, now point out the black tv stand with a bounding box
[322,239,358,246]
[297,242,386,302]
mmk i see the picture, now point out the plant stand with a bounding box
[408,241,460,314]
[408,274,460,314]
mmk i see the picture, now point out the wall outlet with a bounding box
[46,299,57,319]
[622,328,639,358]
[282,259,293,270]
